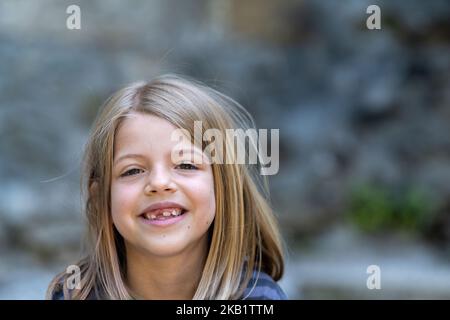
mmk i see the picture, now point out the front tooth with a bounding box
[162,211,171,217]
[171,209,178,216]
[144,213,156,220]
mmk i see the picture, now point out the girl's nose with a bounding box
[144,166,176,195]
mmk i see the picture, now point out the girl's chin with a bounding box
[139,241,192,258]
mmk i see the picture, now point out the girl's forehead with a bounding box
[114,114,204,160]
[116,114,177,142]
[120,112,175,129]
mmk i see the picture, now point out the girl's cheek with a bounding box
[195,178,216,214]
[111,184,140,208]
[187,170,214,189]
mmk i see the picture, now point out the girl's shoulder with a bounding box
[50,284,100,300]
[49,280,65,300]
[240,269,288,300]
[49,276,100,300]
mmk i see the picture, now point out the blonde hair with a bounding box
[46,74,285,300]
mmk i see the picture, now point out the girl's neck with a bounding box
[125,238,208,300]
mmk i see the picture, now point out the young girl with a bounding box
[47,74,287,300]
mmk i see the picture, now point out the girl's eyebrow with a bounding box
[113,153,146,165]
[114,149,206,166]
[176,148,206,158]
[174,148,211,164]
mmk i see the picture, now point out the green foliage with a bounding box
[347,183,434,234]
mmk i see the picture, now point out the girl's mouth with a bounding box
[139,208,188,226]
[141,208,186,220]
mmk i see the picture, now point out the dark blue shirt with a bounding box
[51,269,287,300]
[240,270,288,300]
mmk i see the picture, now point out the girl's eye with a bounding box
[121,168,143,177]
[176,163,198,170]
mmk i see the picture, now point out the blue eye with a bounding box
[121,168,143,177]
[177,163,198,170]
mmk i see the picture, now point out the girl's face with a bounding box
[111,113,216,258]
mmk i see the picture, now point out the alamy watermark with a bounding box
[366,5,381,30]
[66,264,81,290]
[66,5,81,30]
[366,264,381,290]
[67,4,382,32]
[170,121,279,176]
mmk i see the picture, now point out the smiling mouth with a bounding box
[140,208,188,221]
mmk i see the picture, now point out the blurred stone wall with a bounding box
[0,0,449,298]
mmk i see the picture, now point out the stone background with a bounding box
[0,0,450,299]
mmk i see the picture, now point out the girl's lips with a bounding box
[139,210,188,227]
[142,207,184,220]
[140,201,187,216]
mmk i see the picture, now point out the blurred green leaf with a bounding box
[347,183,434,235]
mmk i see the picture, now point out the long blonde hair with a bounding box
[46,74,285,299]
